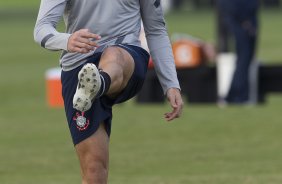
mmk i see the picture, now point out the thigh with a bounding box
[111,44,150,104]
[99,46,135,78]
[98,46,135,96]
[75,123,109,180]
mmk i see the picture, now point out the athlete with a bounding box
[34,0,183,183]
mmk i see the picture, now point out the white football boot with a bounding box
[73,63,101,112]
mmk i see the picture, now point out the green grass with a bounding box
[1,8,282,184]
[110,99,282,184]
[0,0,40,9]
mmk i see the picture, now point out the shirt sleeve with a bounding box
[140,0,180,95]
[34,0,71,51]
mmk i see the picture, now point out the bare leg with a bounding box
[75,123,109,184]
[98,46,134,98]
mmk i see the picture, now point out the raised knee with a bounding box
[99,46,134,96]
[102,47,123,62]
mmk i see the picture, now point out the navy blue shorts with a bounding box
[61,44,149,145]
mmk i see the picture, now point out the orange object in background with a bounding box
[46,68,64,107]
[172,39,202,68]
[147,37,207,69]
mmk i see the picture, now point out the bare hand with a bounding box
[67,29,101,53]
[164,88,184,121]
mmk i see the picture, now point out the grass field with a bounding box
[1,6,282,184]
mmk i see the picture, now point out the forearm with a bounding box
[34,0,70,51]
[147,34,180,94]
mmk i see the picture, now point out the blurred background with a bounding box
[0,1,282,184]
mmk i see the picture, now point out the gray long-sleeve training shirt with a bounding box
[34,0,180,94]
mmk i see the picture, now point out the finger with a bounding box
[74,42,95,51]
[165,100,182,121]
[77,37,91,44]
[165,95,178,121]
[164,88,183,121]
[77,37,99,47]
[79,29,101,40]
[72,47,91,53]
[76,37,95,48]
[77,32,100,48]
[164,112,178,119]
[164,112,179,121]
[164,108,179,121]
[68,41,93,53]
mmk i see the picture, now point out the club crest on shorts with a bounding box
[73,112,90,131]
